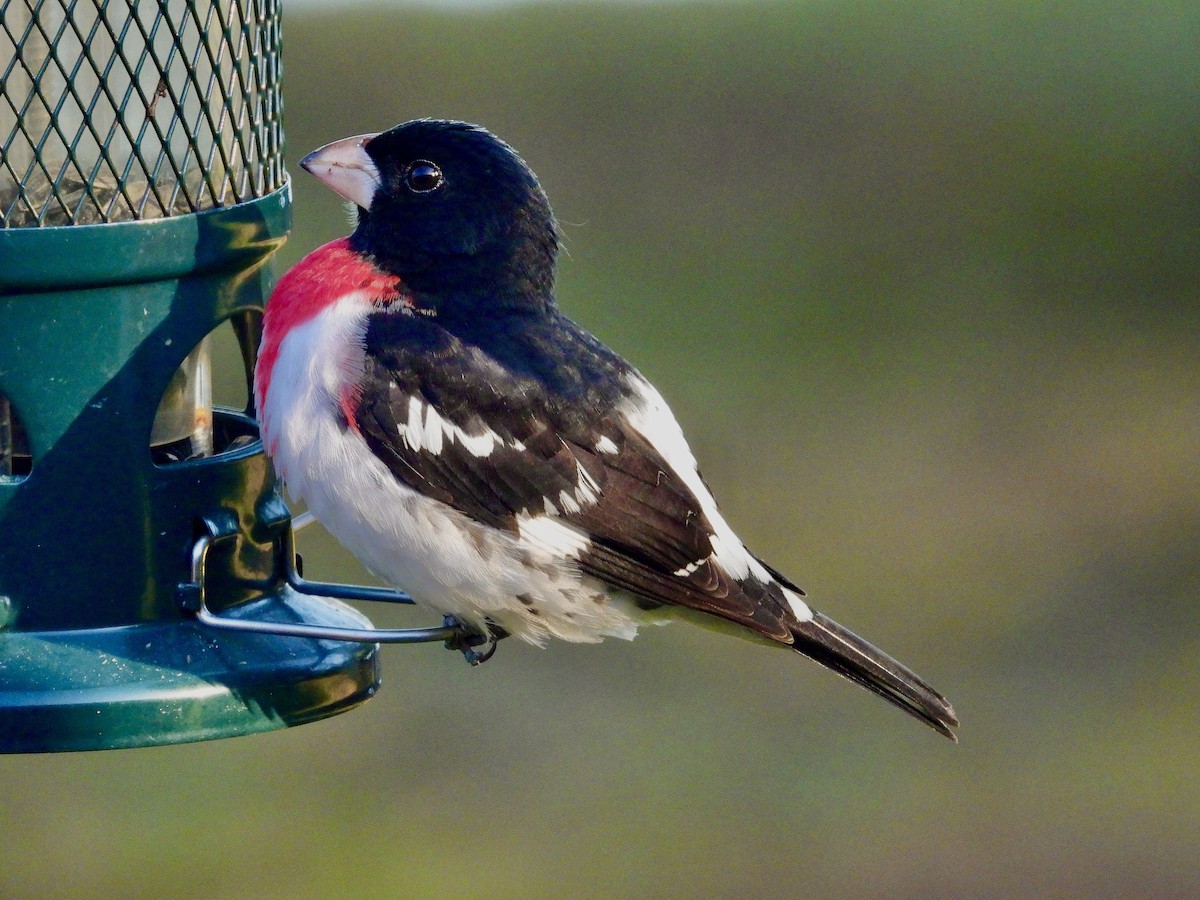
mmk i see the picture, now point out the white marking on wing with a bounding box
[620,374,771,584]
[458,428,497,457]
[575,458,601,505]
[595,435,618,454]
[421,400,444,454]
[782,586,813,622]
[397,396,510,459]
[403,396,425,452]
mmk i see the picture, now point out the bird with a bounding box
[255,118,958,741]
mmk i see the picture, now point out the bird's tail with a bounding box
[791,611,959,741]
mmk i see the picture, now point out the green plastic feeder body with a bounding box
[0,0,400,752]
[0,192,381,753]
[0,189,382,753]
[0,188,379,753]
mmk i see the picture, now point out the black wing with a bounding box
[352,310,798,641]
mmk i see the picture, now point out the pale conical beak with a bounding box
[300,133,382,210]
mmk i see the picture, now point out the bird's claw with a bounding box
[443,615,502,666]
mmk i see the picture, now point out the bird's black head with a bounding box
[302,119,559,315]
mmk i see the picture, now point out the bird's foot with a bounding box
[443,615,505,666]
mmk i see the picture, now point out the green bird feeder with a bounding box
[0,0,469,753]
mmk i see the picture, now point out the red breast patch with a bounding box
[255,238,408,406]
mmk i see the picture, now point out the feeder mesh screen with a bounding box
[1,0,284,227]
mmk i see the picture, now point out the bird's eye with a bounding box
[404,160,444,193]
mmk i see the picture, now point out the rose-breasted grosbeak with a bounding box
[255,119,957,740]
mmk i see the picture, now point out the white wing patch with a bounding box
[620,374,773,585]
[556,490,585,515]
[575,455,601,502]
[782,586,813,623]
[399,395,510,458]
[555,442,604,514]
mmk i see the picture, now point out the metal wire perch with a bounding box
[179,515,503,665]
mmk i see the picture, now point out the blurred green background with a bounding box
[3,0,1198,896]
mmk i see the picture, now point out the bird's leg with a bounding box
[442,615,506,666]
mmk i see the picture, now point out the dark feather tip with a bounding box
[792,611,959,741]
